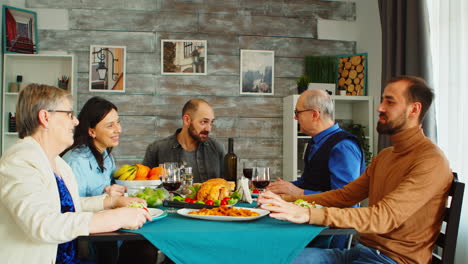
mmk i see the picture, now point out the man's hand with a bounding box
[104,184,127,197]
[258,191,310,224]
[267,178,304,196]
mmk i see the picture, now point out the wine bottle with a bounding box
[224,138,237,184]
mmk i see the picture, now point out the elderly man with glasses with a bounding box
[267,89,365,248]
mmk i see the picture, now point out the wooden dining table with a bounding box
[78,203,356,264]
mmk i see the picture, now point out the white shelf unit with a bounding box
[2,54,75,154]
[282,95,374,181]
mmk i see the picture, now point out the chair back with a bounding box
[432,172,465,264]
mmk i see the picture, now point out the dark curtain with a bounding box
[378,0,436,151]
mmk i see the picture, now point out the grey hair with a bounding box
[16,84,72,138]
[302,90,334,121]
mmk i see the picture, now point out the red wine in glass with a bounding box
[163,181,182,192]
[252,180,270,189]
[243,168,253,179]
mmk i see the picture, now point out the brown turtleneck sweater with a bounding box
[286,126,452,264]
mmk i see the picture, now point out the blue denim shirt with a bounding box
[62,145,116,197]
[292,124,365,195]
[142,129,225,183]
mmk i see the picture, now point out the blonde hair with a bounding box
[16,84,72,138]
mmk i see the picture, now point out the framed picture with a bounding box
[336,53,367,96]
[2,5,38,54]
[89,45,126,92]
[161,39,207,75]
[240,50,274,95]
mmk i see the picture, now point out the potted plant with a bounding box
[296,75,311,94]
[343,123,372,165]
[337,87,347,96]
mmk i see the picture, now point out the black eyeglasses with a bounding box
[294,109,318,116]
[48,110,75,120]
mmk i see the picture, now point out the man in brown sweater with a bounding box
[259,76,453,264]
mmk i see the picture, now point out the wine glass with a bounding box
[242,163,254,180]
[162,164,181,213]
[252,167,270,193]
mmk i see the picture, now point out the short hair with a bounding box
[16,84,71,139]
[63,97,118,171]
[387,76,434,123]
[302,90,334,121]
[181,98,210,117]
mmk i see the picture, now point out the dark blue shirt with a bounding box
[54,173,79,264]
[292,124,365,195]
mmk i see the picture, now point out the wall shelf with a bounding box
[2,54,75,154]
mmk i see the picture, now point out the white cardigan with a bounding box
[0,137,106,263]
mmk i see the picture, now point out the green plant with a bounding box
[343,123,372,165]
[305,56,337,83]
[296,75,311,94]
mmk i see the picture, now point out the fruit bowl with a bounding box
[115,180,162,195]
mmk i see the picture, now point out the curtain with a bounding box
[378,0,435,151]
[426,0,468,263]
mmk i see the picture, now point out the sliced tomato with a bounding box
[222,196,231,201]
[221,199,228,206]
[185,198,193,203]
[205,200,214,206]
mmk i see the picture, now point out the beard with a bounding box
[377,112,408,135]
[188,123,209,143]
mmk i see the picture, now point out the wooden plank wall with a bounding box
[29,0,356,178]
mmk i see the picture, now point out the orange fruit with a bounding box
[134,164,150,180]
[148,166,163,180]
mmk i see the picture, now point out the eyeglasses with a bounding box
[294,109,318,116]
[48,110,75,120]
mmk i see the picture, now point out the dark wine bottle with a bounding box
[224,138,237,184]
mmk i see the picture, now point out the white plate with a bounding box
[177,207,269,221]
[148,208,166,220]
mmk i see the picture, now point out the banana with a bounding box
[114,164,133,178]
[126,169,138,181]
[118,166,137,180]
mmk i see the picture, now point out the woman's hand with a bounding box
[115,196,147,208]
[89,207,152,233]
[106,196,147,209]
[258,190,310,224]
[104,184,127,197]
[114,207,152,230]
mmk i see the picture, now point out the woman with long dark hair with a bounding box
[62,96,125,197]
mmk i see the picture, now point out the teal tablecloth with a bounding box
[126,203,328,264]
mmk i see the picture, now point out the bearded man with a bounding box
[258,76,453,264]
[143,99,225,182]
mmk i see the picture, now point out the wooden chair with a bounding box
[432,173,465,264]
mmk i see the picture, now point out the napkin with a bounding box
[236,177,253,204]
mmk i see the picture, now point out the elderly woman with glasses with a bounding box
[0,84,151,263]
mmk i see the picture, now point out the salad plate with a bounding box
[177,207,269,221]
